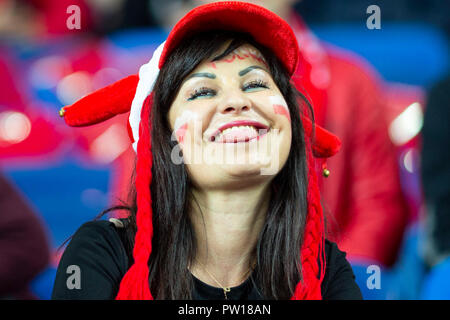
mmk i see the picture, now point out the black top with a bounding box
[51,219,362,300]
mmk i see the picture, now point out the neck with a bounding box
[188,182,271,288]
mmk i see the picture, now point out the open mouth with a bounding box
[209,120,270,143]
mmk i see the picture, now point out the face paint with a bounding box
[173,110,197,144]
[218,46,268,68]
[236,46,268,67]
[270,95,291,122]
[175,123,188,143]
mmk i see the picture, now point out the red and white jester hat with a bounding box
[59,1,341,300]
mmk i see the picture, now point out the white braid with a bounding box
[129,41,166,152]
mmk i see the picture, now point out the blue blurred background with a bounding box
[0,0,448,300]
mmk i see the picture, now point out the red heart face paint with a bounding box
[270,96,291,122]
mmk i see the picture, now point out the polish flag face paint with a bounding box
[175,123,188,144]
[173,110,198,144]
[270,96,291,122]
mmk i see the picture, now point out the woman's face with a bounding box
[168,42,292,189]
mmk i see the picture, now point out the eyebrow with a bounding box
[239,65,268,76]
[184,65,267,82]
[185,72,216,80]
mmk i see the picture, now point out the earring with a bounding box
[322,162,330,178]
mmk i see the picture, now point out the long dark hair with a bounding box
[104,30,314,299]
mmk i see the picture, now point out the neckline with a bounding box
[191,272,253,291]
[190,271,255,300]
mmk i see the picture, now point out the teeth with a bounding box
[221,125,257,135]
[212,125,264,141]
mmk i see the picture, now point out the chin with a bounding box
[224,163,266,178]
[221,160,282,180]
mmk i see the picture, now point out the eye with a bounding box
[242,79,269,92]
[187,87,216,101]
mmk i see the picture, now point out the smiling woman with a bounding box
[149,31,306,299]
[52,2,361,300]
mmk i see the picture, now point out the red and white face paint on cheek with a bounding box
[175,123,188,144]
[173,110,198,144]
[270,95,291,122]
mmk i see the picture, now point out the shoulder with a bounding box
[68,219,130,259]
[73,219,120,239]
[70,218,132,245]
[51,219,131,300]
[324,239,346,264]
[321,239,363,300]
[63,219,131,269]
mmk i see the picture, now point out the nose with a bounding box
[218,89,252,114]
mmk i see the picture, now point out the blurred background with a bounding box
[0,0,448,300]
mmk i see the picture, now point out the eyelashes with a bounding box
[187,79,269,101]
[188,87,215,101]
[243,79,269,91]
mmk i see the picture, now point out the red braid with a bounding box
[291,134,327,300]
[116,95,154,300]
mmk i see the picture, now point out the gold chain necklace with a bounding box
[197,262,254,300]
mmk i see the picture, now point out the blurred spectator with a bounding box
[0,0,93,40]
[421,73,450,267]
[419,73,450,299]
[285,0,409,269]
[0,0,43,41]
[294,0,450,36]
[148,0,409,268]
[0,172,50,299]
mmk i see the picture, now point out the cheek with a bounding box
[175,123,188,144]
[273,105,291,122]
[173,110,198,144]
[269,96,291,122]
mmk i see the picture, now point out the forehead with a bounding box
[216,42,265,58]
[198,42,268,70]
